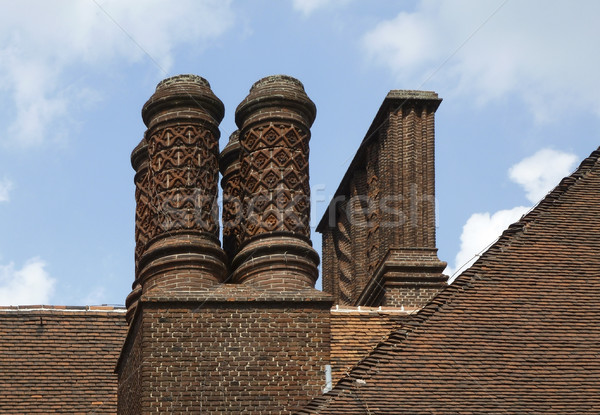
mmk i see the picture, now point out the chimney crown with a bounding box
[235,74,316,130]
[141,74,225,128]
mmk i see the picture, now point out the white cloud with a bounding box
[0,0,235,147]
[0,258,55,305]
[447,148,577,279]
[361,11,440,78]
[508,148,578,203]
[361,0,600,121]
[446,206,529,279]
[0,178,13,202]
[82,286,106,306]
[291,0,351,16]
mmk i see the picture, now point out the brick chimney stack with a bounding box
[125,137,148,323]
[119,75,332,414]
[232,75,320,290]
[318,90,447,309]
[137,74,227,293]
[219,130,241,272]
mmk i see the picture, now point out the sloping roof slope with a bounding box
[329,306,414,383]
[299,147,600,414]
[0,306,127,414]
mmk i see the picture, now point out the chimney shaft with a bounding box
[318,90,447,308]
[232,75,319,289]
[137,74,226,293]
[219,130,241,272]
[126,137,149,323]
[131,137,149,278]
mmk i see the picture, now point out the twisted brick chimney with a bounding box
[318,90,447,309]
[231,75,320,290]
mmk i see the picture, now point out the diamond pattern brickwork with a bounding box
[232,75,319,289]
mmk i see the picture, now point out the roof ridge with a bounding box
[404,146,600,330]
[330,305,417,314]
[513,147,600,228]
[0,304,126,312]
[298,146,600,414]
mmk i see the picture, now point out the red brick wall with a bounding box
[329,307,410,382]
[381,286,443,308]
[117,313,143,415]
[120,297,331,414]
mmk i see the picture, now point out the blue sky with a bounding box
[0,0,598,305]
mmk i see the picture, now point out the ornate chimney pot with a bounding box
[137,74,226,293]
[232,75,319,290]
[219,130,242,271]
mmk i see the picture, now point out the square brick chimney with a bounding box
[317,90,448,309]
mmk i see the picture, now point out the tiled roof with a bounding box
[329,306,414,383]
[0,305,127,414]
[299,147,600,414]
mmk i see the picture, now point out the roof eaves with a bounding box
[0,304,126,313]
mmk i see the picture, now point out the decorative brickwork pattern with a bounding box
[132,136,150,277]
[238,123,310,238]
[318,90,447,308]
[137,74,227,293]
[0,306,127,414]
[333,204,353,305]
[364,144,381,278]
[232,75,319,289]
[321,226,336,297]
[219,130,241,269]
[127,137,149,323]
[147,124,219,236]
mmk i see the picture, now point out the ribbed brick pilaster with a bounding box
[138,74,226,294]
[370,91,447,307]
[232,75,319,290]
[318,90,447,308]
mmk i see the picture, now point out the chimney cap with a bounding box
[130,136,148,170]
[249,74,305,91]
[235,74,316,129]
[142,74,224,127]
[386,90,440,100]
[219,130,241,174]
[156,74,210,90]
